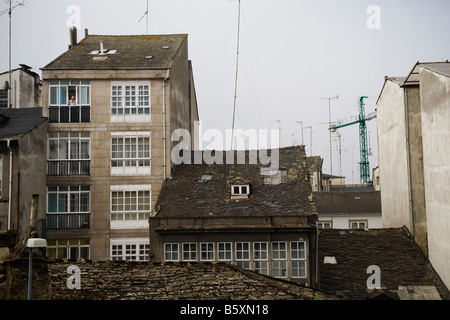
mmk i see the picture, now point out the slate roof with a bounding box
[419,61,450,78]
[0,107,47,139]
[41,34,187,70]
[313,191,381,215]
[318,228,450,300]
[154,146,315,218]
[0,258,335,300]
[306,156,322,172]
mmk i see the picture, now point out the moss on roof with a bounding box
[42,34,187,70]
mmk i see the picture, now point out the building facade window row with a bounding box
[163,241,307,279]
[48,80,154,124]
[110,237,149,261]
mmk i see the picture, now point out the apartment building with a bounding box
[149,146,319,286]
[41,33,199,261]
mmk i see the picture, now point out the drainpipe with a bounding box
[404,88,415,236]
[162,69,170,180]
[7,139,13,230]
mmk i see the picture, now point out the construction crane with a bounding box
[329,96,376,184]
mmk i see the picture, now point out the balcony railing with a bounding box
[46,213,90,230]
[49,106,91,123]
[47,160,90,176]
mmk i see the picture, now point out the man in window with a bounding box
[68,95,76,106]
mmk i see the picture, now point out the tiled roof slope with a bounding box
[47,260,335,300]
[154,146,315,217]
[0,108,47,138]
[42,34,187,70]
[0,259,335,300]
[318,228,450,300]
[313,191,381,215]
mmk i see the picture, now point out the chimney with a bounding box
[100,40,105,54]
[69,26,77,49]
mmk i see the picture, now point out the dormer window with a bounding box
[232,185,249,196]
[230,178,250,199]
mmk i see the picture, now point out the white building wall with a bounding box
[376,79,412,230]
[419,67,450,289]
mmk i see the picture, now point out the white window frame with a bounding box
[110,238,149,261]
[271,241,287,278]
[253,242,269,275]
[47,186,91,214]
[235,242,250,270]
[290,241,307,278]
[231,185,250,196]
[46,239,90,260]
[182,243,197,261]
[110,80,151,123]
[200,242,215,262]
[349,220,367,229]
[164,243,179,262]
[49,80,91,106]
[110,132,151,175]
[217,242,232,262]
[318,221,333,229]
[110,185,151,229]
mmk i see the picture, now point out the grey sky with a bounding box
[1,0,449,183]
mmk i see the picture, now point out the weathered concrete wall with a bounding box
[376,79,412,230]
[404,86,427,255]
[18,120,48,236]
[419,67,450,289]
[0,68,41,109]
[0,141,20,232]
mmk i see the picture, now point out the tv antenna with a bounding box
[230,0,241,150]
[138,0,149,34]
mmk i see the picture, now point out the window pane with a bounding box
[58,194,68,213]
[59,86,67,105]
[50,87,58,105]
[48,193,57,213]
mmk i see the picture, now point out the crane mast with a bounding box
[329,96,376,184]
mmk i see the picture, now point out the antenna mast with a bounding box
[230,0,241,150]
[138,0,149,34]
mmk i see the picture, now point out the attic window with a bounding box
[232,185,249,196]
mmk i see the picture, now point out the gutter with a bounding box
[7,139,13,230]
[163,69,170,180]
[403,87,415,236]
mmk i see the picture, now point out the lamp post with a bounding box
[27,238,47,300]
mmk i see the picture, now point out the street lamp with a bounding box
[26,238,47,300]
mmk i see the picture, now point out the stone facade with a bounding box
[40,34,199,261]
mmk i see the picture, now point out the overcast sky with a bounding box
[1,0,449,183]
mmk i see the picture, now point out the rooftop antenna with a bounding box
[230,0,241,150]
[138,0,149,34]
[4,1,24,109]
